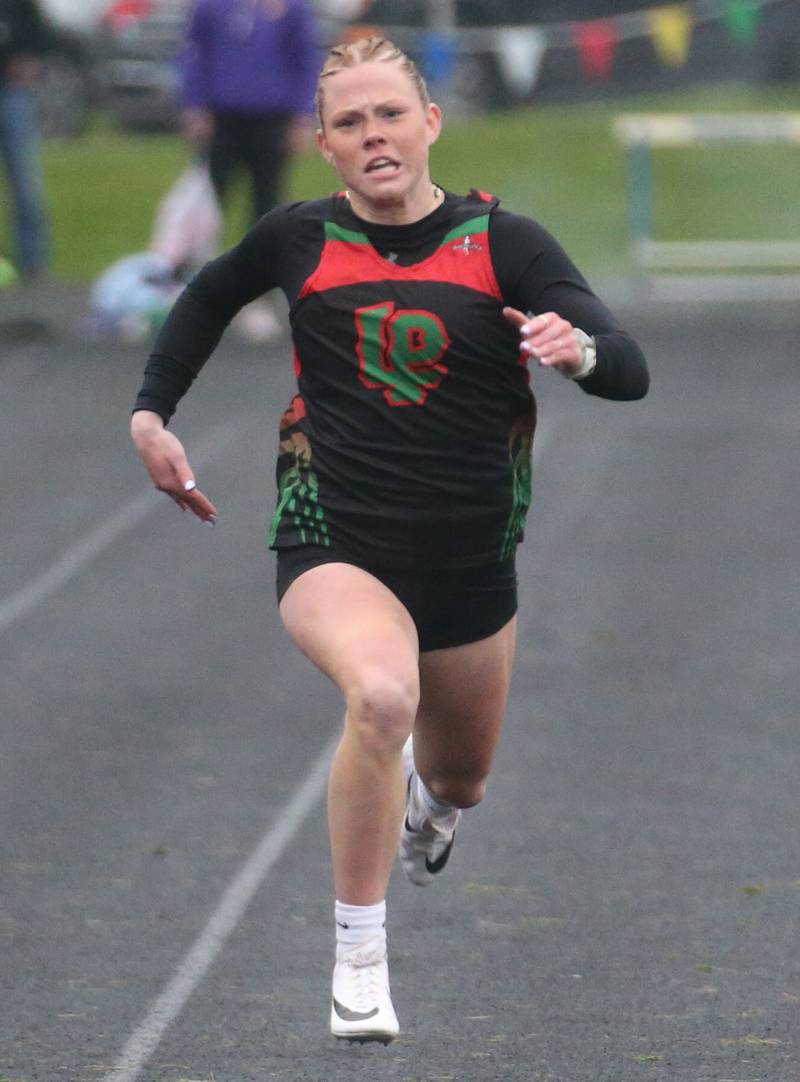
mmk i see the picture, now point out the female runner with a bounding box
[131,36,649,1043]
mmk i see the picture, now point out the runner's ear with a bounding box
[425,103,442,147]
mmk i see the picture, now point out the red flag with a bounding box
[340,24,381,44]
[575,21,618,80]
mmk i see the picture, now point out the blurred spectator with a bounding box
[180,0,320,228]
[179,0,320,340]
[0,0,51,279]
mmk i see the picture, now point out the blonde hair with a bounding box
[315,36,430,127]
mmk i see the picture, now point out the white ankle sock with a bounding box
[335,900,386,959]
[410,772,457,828]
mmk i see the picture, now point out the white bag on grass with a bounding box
[88,252,185,342]
[89,163,223,342]
[150,161,222,271]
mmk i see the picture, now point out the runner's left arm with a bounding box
[490,210,649,401]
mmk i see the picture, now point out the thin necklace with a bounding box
[344,185,443,213]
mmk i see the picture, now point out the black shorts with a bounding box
[275,545,518,653]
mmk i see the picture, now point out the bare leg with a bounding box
[280,563,420,904]
[415,617,517,808]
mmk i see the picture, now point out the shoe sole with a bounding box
[332,1030,397,1044]
[331,1006,398,1044]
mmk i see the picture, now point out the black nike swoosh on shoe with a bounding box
[333,997,380,1022]
[336,921,350,929]
[425,833,455,875]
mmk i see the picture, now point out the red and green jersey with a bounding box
[135,190,648,567]
[271,191,535,565]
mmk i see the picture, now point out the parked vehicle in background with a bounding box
[96,0,187,132]
[40,0,108,31]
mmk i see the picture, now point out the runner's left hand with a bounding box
[502,307,584,377]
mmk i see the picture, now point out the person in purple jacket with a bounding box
[180,0,320,227]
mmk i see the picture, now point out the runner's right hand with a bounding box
[130,411,217,524]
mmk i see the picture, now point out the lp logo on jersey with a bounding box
[355,302,451,407]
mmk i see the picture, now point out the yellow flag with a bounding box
[649,4,694,67]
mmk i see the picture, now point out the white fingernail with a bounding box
[520,324,531,335]
[184,480,196,492]
[202,520,214,527]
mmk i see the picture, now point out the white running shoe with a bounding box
[399,736,461,887]
[330,935,399,1043]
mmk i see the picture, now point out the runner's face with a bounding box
[317,61,441,222]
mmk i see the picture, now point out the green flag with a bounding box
[723,0,760,43]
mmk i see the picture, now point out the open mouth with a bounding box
[365,157,400,175]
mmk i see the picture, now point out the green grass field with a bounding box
[42,82,800,284]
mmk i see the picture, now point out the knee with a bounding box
[346,668,419,755]
[429,773,488,810]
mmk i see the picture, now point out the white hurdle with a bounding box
[613,112,800,276]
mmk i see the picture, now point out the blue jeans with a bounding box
[0,85,50,274]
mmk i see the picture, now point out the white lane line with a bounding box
[101,733,338,1082]
[0,415,254,634]
[96,418,556,1077]
[1,399,552,1073]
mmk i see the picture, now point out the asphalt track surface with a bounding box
[2,288,799,1082]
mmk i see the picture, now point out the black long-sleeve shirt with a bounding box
[135,190,649,565]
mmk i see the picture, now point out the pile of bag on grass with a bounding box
[88,161,221,342]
